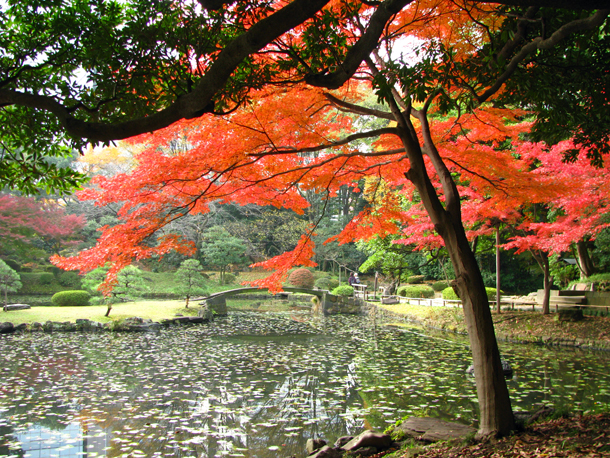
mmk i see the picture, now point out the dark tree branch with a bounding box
[477,8,610,104]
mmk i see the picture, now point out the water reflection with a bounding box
[0,312,608,458]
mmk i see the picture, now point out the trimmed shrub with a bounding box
[314,277,331,290]
[406,275,425,284]
[432,281,450,291]
[288,268,315,289]
[442,286,500,301]
[442,287,459,300]
[328,278,340,290]
[58,271,82,288]
[38,273,55,285]
[331,285,354,297]
[397,285,435,298]
[51,290,91,306]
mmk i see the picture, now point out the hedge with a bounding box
[432,281,450,291]
[51,290,91,307]
[314,277,340,291]
[331,285,354,297]
[406,275,425,284]
[441,286,500,301]
[397,285,435,298]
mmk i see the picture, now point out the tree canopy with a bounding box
[1,1,608,193]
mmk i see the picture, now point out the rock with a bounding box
[14,323,27,332]
[307,445,344,458]
[127,323,161,332]
[0,322,14,334]
[342,431,392,452]
[187,316,205,324]
[334,436,353,448]
[198,305,214,322]
[4,304,31,311]
[395,417,476,443]
[306,438,327,455]
[555,307,584,322]
[382,296,400,305]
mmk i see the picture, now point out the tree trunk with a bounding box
[395,104,514,437]
[185,295,190,308]
[532,251,551,315]
[496,227,501,314]
[575,240,595,279]
[438,212,514,437]
[105,304,112,317]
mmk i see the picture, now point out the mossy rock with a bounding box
[555,307,584,322]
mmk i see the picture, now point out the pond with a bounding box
[1,311,609,458]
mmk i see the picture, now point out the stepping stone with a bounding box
[395,417,476,442]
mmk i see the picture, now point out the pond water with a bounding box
[1,311,609,458]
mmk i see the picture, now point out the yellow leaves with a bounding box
[78,142,143,176]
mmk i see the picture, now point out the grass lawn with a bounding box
[2,299,197,324]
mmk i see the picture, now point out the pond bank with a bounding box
[376,302,610,351]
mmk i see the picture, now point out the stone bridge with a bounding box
[198,287,365,316]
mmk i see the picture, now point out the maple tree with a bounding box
[49,0,609,438]
[2,1,608,194]
[0,194,86,257]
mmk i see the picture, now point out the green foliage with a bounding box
[443,286,499,300]
[112,266,149,303]
[38,273,55,285]
[174,259,208,305]
[201,226,248,283]
[82,267,108,296]
[331,285,354,297]
[397,284,435,298]
[432,280,450,291]
[58,271,82,289]
[406,275,425,284]
[0,259,22,305]
[288,268,315,289]
[51,290,91,307]
[314,276,339,290]
[221,273,236,285]
[549,255,579,288]
[442,287,459,300]
[4,260,21,272]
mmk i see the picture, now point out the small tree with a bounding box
[0,259,22,310]
[201,226,248,284]
[83,265,149,316]
[174,259,208,308]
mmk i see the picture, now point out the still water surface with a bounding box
[1,311,609,458]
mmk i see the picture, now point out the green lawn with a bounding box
[1,299,197,324]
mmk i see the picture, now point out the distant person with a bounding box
[348,272,356,286]
[354,273,361,284]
